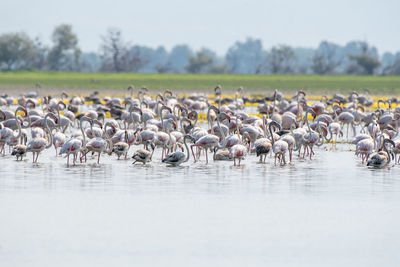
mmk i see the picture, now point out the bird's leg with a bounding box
[259,156,262,163]
[263,155,267,163]
[205,149,208,164]
[274,154,277,166]
[347,124,349,142]
[67,154,70,166]
[35,152,39,163]
[234,158,236,166]
[191,145,197,163]
[97,152,101,164]
[289,149,292,163]
[32,152,35,163]
[238,158,241,166]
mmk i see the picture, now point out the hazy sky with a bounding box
[1,0,399,55]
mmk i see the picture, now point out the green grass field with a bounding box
[0,71,399,95]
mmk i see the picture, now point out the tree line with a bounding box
[0,24,399,75]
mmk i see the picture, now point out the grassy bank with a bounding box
[0,71,399,95]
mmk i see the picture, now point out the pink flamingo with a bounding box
[356,138,374,164]
[26,113,56,163]
[53,131,66,156]
[269,121,289,165]
[85,121,113,164]
[0,107,25,155]
[191,134,219,164]
[59,116,90,166]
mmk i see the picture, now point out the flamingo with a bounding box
[367,139,395,168]
[230,142,247,166]
[85,121,113,164]
[191,133,219,164]
[253,116,271,163]
[302,109,321,160]
[338,110,355,141]
[229,114,248,166]
[132,141,155,165]
[163,135,195,166]
[213,146,232,161]
[269,121,288,165]
[0,106,25,155]
[26,113,56,163]
[355,138,374,164]
[112,131,130,160]
[60,116,91,166]
[11,144,27,161]
[53,131,66,156]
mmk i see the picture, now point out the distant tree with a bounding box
[0,32,36,70]
[347,42,380,75]
[168,45,193,73]
[100,29,146,72]
[155,63,171,73]
[47,24,81,71]
[209,64,228,74]
[80,52,101,72]
[293,48,314,74]
[347,54,381,75]
[132,46,168,73]
[311,41,343,74]
[100,28,125,72]
[384,59,400,75]
[269,45,296,74]
[31,37,48,70]
[185,51,213,73]
[226,38,266,74]
[381,52,400,75]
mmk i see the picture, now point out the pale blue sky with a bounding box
[1,0,399,55]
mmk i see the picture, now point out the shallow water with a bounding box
[1,143,400,267]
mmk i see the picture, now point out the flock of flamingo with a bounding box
[0,86,399,169]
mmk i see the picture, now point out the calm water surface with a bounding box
[1,144,400,267]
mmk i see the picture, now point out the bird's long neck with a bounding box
[236,117,241,145]
[44,115,53,149]
[306,111,311,133]
[207,107,214,134]
[80,120,87,146]
[15,116,22,140]
[104,124,113,153]
[184,137,190,163]
[269,123,275,146]
[217,115,226,147]
[57,107,62,131]
[262,116,267,138]
[271,92,276,119]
